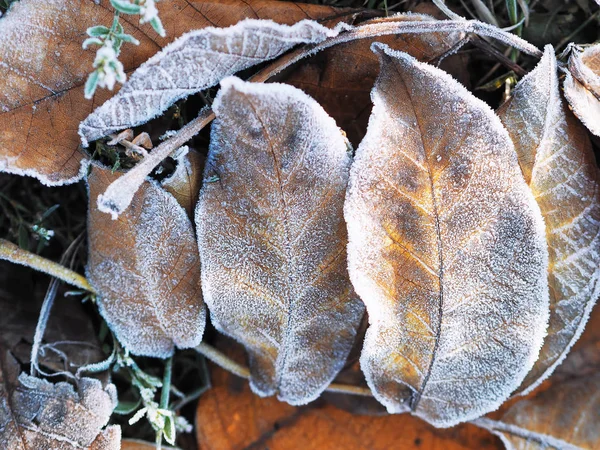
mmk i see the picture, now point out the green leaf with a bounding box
[149,16,165,37]
[84,70,100,100]
[114,33,140,45]
[110,0,141,15]
[82,37,103,49]
[163,415,176,446]
[114,398,142,415]
[87,25,110,37]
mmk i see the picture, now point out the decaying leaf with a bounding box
[280,12,466,146]
[79,18,339,145]
[0,350,120,449]
[564,43,600,137]
[345,43,550,427]
[160,147,205,218]
[0,0,347,185]
[196,77,364,405]
[498,46,600,394]
[475,374,600,449]
[87,164,205,358]
[195,363,503,450]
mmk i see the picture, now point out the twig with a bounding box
[195,342,373,397]
[470,36,526,76]
[96,18,543,217]
[555,9,600,52]
[108,133,149,158]
[0,238,95,293]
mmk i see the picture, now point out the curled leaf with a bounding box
[0,350,120,449]
[475,374,600,449]
[160,147,204,218]
[196,77,364,405]
[564,44,600,137]
[498,46,600,394]
[345,43,549,427]
[87,164,205,358]
[79,19,338,145]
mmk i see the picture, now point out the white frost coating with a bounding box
[498,46,600,395]
[196,76,364,405]
[87,166,206,358]
[79,18,338,145]
[345,43,550,427]
[0,157,90,187]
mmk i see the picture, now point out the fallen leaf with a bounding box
[196,77,364,405]
[0,349,121,449]
[195,363,503,450]
[475,374,600,449]
[161,147,205,218]
[79,19,339,145]
[86,164,205,358]
[0,0,347,185]
[279,12,466,146]
[498,45,600,394]
[564,43,600,137]
[344,43,550,427]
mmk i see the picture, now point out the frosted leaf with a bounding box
[475,374,600,450]
[86,164,206,358]
[345,43,550,427]
[160,147,205,218]
[79,19,338,145]
[0,350,121,449]
[498,46,600,395]
[195,77,364,405]
[564,43,600,137]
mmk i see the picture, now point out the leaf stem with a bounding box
[96,18,542,217]
[160,356,173,409]
[195,342,373,397]
[0,238,95,293]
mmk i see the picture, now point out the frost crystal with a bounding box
[499,45,600,394]
[196,77,364,405]
[79,18,338,145]
[345,43,550,427]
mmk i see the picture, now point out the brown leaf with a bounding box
[161,148,205,218]
[279,12,466,147]
[344,44,550,427]
[475,374,600,449]
[196,77,364,405]
[564,43,600,137]
[195,363,503,450]
[0,350,120,449]
[498,46,600,394]
[86,164,205,358]
[0,0,347,185]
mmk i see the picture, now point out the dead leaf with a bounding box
[0,0,347,185]
[475,374,600,449]
[86,164,205,358]
[278,12,466,146]
[344,43,550,427]
[196,77,364,405]
[195,363,503,450]
[161,147,205,218]
[564,43,600,137]
[79,19,339,145]
[498,45,600,394]
[0,350,120,449]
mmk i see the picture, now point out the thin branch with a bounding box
[96,18,542,218]
[0,239,95,293]
[470,36,526,76]
[195,342,373,397]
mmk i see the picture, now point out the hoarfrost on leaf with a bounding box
[498,45,600,394]
[87,164,206,358]
[195,76,364,405]
[344,43,550,427]
[79,18,338,145]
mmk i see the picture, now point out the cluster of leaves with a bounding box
[2,0,600,449]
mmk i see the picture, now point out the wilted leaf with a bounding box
[79,19,339,145]
[0,0,347,185]
[564,43,600,137]
[87,164,205,358]
[0,350,120,449]
[475,374,600,449]
[195,363,503,450]
[161,147,205,218]
[345,43,550,427]
[196,77,364,405]
[280,12,466,146]
[498,46,600,394]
